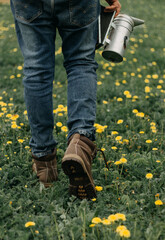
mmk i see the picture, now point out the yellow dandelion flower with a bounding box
[13,48,18,52]
[150,48,155,52]
[96,128,104,133]
[8,103,14,107]
[97,81,102,85]
[53,109,57,114]
[122,80,127,84]
[139,131,145,134]
[146,139,152,143]
[89,223,95,227]
[152,74,158,79]
[146,173,153,179]
[103,63,109,69]
[115,136,122,141]
[2,107,7,112]
[130,37,136,42]
[56,122,63,127]
[10,75,15,79]
[152,61,157,65]
[102,219,111,225]
[91,217,102,224]
[119,229,131,238]
[108,214,118,222]
[123,72,127,76]
[124,90,130,95]
[133,58,137,62]
[133,95,138,99]
[6,114,12,118]
[91,198,96,202]
[25,221,35,228]
[159,80,164,84]
[111,146,117,150]
[25,146,30,149]
[117,119,123,124]
[103,100,108,104]
[7,141,12,144]
[105,71,110,75]
[0,101,7,106]
[136,112,145,117]
[145,79,150,83]
[17,66,23,70]
[115,213,126,221]
[155,200,163,205]
[132,109,138,113]
[152,148,158,151]
[157,85,162,89]
[18,139,24,143]
[11,123,18,129]
[95,186,103,192]
[101,148,105,151]
[114,161,122,165]
[61,126,68,132]
[11,114,19,120]
[111,131,118,135]
[115,81,120,86]
[145,86,151,93]
[120,158,127,164]
[116,225,127,233]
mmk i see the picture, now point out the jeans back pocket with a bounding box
[12,0,43,23]
[69,0,98,27]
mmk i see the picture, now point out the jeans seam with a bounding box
[51,0,55,16]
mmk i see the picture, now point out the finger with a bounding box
[114,9,120,17]
[104,8,119,14]
[104,5,117,11]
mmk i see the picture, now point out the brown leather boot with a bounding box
[62,133,97,199]
[32,149,58,187]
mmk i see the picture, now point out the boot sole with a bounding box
[62,154,96,200]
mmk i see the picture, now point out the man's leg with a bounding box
[56,0,100,198]
[10,0,58,186]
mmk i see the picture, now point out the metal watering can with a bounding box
[97,8,144,62]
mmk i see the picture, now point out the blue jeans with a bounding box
[10,0,100,157]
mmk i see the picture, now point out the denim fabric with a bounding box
[10,0,100,157]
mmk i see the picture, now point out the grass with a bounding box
[0,0,165,239]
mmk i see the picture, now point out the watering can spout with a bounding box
[131,16,144,27]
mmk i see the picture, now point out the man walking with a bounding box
[10,0,121,199]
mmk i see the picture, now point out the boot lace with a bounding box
[96,148,109,170]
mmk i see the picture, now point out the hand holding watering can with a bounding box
[104,0,121,17]
[97,1,145,62]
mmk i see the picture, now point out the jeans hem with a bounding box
[67,129,96,141]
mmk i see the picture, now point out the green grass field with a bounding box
[0,0,165,239]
